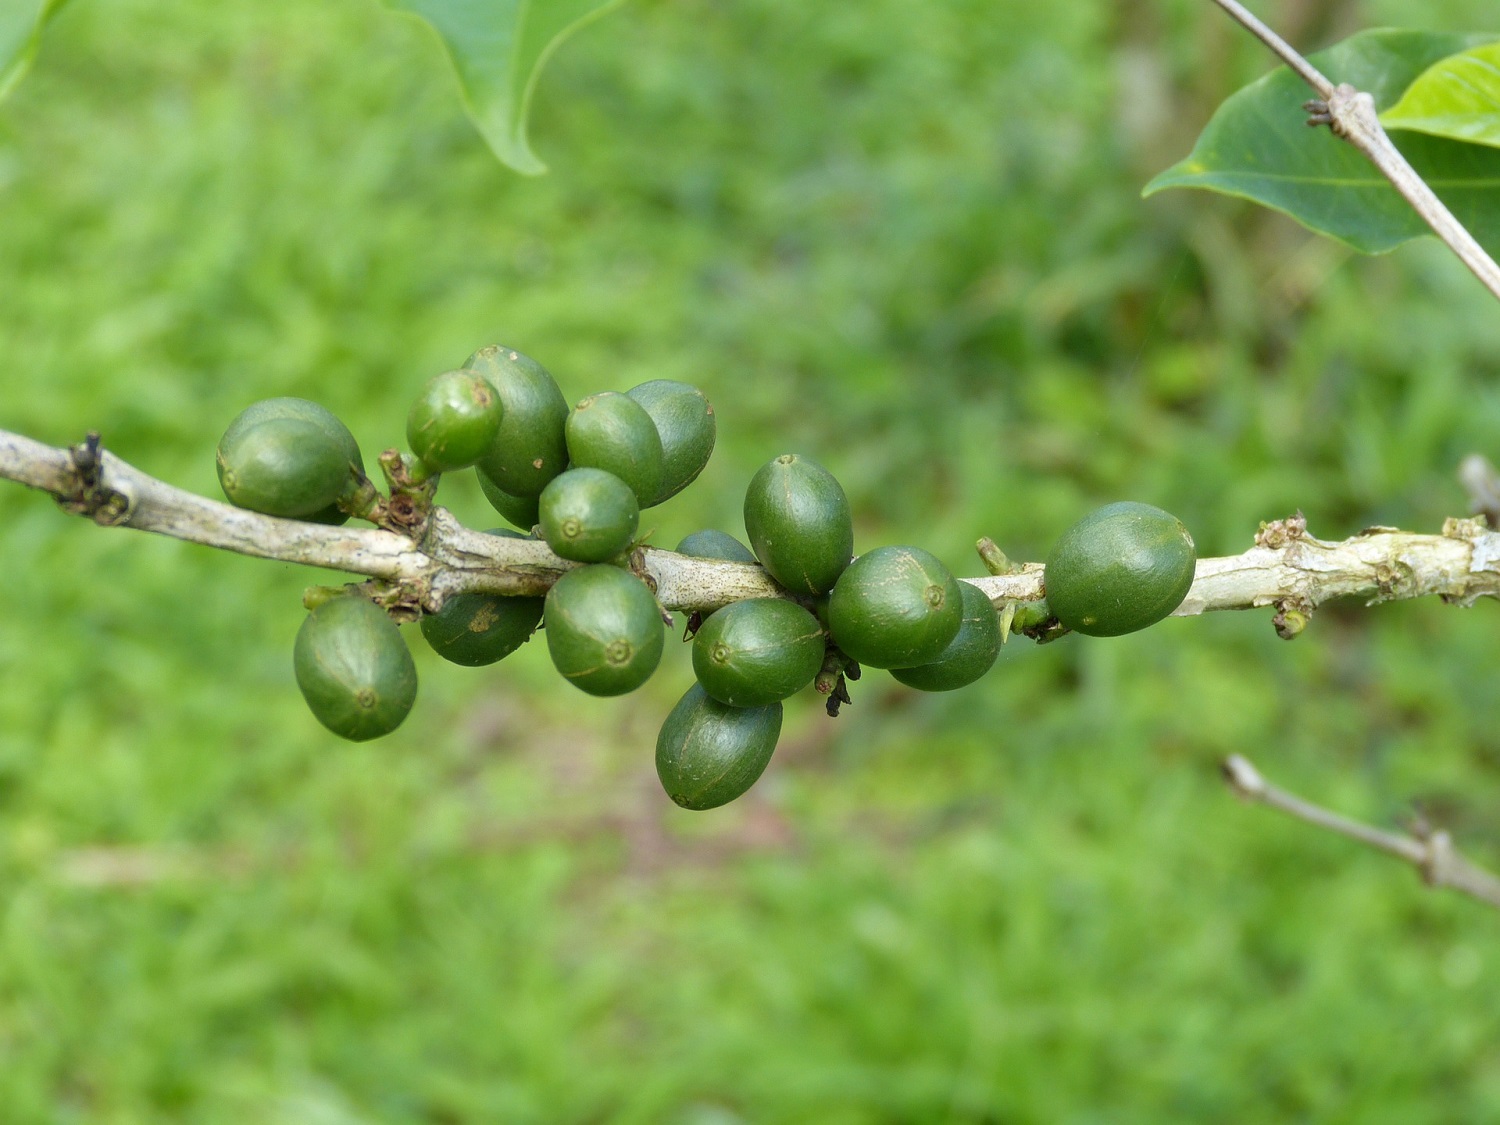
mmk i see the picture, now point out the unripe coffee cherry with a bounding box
[890,580,1002,691]
[827,546,963,669]
[544,565,664,696]
[466,344,570,497]
[538,467,639,563]
[219,397,364,474]
[294,596,418,741]
[675,529,758,563]
[656,683,782,811]
[742,454,854,595]
[217,416,352,518]
[626,380,716,505]
[218,398,363,521]
[692,597,825,707]
[1044,501,1196,637]
[477,466,542,532]
[407,369,503,472]
[220,399,363,522]
[564,392,665,506]
[420,529,544,666]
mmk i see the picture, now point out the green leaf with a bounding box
[1145,29,1500,256]
[0,0,71,102]
[385,0,627,175]
[1381,41,1500,150]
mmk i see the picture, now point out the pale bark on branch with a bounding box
[4,428,1499,628]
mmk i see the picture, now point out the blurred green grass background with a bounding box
[2,0,1500,1120]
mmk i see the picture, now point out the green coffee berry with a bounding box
[827,546,963,669]
[477,466,542,532]
[742,454,854,596]
[1044,501,1196,637]
[675,529,758,564]
[538,467,640,563]
[564,392,665,507]
[466,344,570,497]
[890,580,1002,691]
[217,416,353,518]
[692,597,825,707]
[219,397,364,477]
[420,529,543,666]
[544,565,664,696]
[294,596,418,741]
[626,380,716,505]
[217,398,363,521]
[656,683,782,811]
[407,369,503,472]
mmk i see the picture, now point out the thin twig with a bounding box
[1207,0,1500,304]
[4,429,1500,627]
[1207,0,1334,98]
[1222,755,1500,910]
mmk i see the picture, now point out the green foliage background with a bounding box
[2,0,1499,1119]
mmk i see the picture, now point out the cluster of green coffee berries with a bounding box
[215,345,1198,811]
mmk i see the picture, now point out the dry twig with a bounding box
[1222,755,1500,910]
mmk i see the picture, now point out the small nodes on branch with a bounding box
[1162,512,1500,627]
[57,431,132,526]
[1253,511,1306,550]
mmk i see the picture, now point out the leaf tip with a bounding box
[481,133,549,177]
[1141,163,1193,197]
